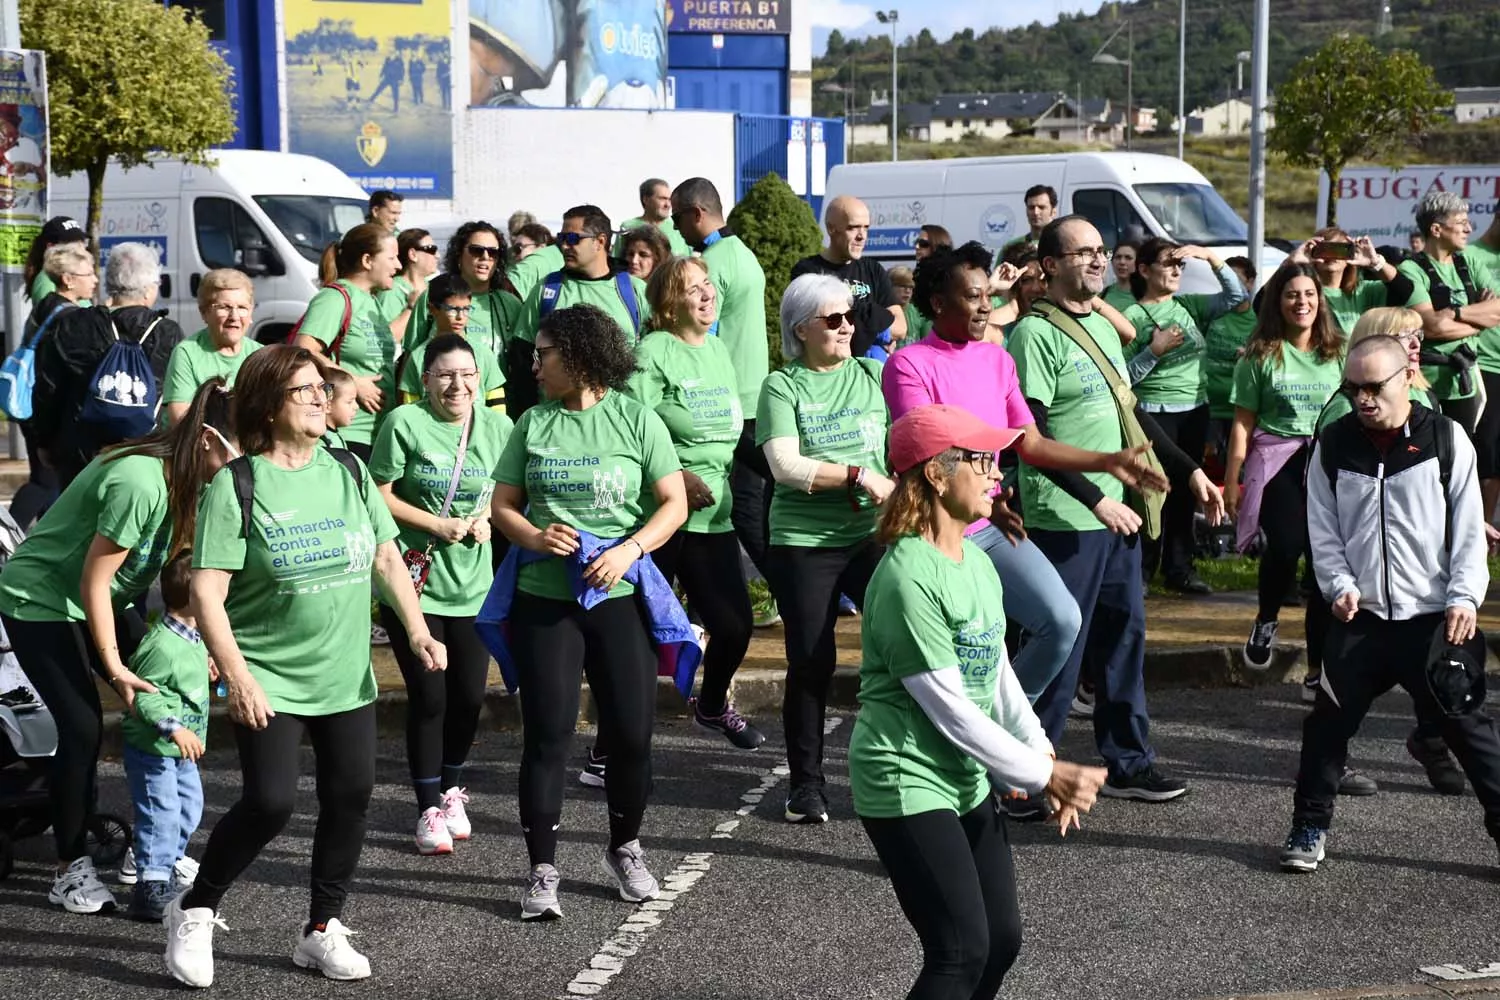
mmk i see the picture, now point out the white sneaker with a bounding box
[441,786,472,841]
[415,806,454,855]
[49,856,117,914]
[173,856,200,890]
[118,847,138,885]
[163,892,226,988]
[600,840,660,903]
[293,918,371,980]
[370,624,390,646]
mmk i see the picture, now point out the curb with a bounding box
[1204,977,1500,999]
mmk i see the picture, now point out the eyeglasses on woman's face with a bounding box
[959,449,996,475]
[811,311,852,331]
[426,368,478,385]
[285,381,333,404]
[533,345,559,367]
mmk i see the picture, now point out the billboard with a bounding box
[666,0,790,34]
[1318,165,1500,242]
[0,50,47,272]
[281,0,454,198]
[469,0,667,109]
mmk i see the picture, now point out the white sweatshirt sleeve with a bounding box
[900,667,1054,795]
[1443,425,1489,611]
[1307,439,1359,603]
[763,436,823,494]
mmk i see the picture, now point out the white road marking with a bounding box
[1421,962,1500,980]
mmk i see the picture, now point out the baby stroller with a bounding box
[0,504,131,880]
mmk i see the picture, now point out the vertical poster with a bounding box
[0,50,47,272]
[469,0,666,109]
[283,0,454,198]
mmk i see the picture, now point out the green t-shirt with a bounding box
[1122,295,1220,406]
[1009,309,1127,532]
[162,328,262,404]
[1103,284,1137,313]
[1400,256,1477,399]
[397,335,507,408]
[1229,344,1344,438]
[404,286,523,371]
[614,216,691,258]
[494,390,681,601]
[374,275,415,327]
[900,302,931,348]
[627,331,742,534]
[848,535,1006,819]
[121,618,210,758]
[193,449,400,716]
[30,271,55,302]
[298,280,397,446]
[323,427,348,451]
[0,453,171,622]
[369,401,513,617]
[1461,243,1500,375]
[1322,280,1389,336]
[514,270,648,346]
[1203,308,1257,418]
[1315,384,1433,435]
[506,243,566,302]
[754,358,889,548]
[702,235,770,413]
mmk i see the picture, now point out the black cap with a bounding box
[1425,622,1487,717]
[40,216,83,245]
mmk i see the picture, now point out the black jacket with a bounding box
[32,303,183,478]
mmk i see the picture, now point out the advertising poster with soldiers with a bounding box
[470,0,668,109]
[282,0,454,198]
[0,50,47,272]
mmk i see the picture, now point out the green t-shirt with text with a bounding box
[1009,309,1127,532]
[298,280,396,446]
[506,244,566,302]
[1229,344,1344,438]
[901,302,931,347]
[194,449,399,716]
[494,390,680,601]
[702,235,770,413]
[1322,280,1389,336]
[370,401,513,617]
[1400,256,1478,399]
[849,535,1006,819]
[397,336,507,408]
[1122,295,1220,406]
[121,620,209,758]
[0,453,172,622]
[614,216,692,258]
[627,331,742,533]
[162,328,262,404]
[514,270,648,346]
[374,275,415,327]
[1203,309,1257,418]
[755,358,889,548]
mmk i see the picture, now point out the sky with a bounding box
[809,0,1110,55]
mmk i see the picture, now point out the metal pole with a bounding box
[1177,0,1187,159]
[1247,0,1270,280]
[890,18,899,162]
[1126,20,1133,150]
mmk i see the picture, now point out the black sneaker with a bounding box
[1337,767,1378,797]
[1407,732,1466,796]
[1164,573,1213,595]
[131,879,175,922]
[1001,796,1050,823]
[1242,618,1278,671]
[693,701,766,750]
[785,784,829,824]
[578,749,607,789]
[1100,764,1189,802]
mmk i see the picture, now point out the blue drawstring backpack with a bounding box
[79,316,163,441]
[0,301,74,420]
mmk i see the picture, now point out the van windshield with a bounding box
[1132,183,1248,246]
[253,196,370,262]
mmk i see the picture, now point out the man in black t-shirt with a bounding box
[790,195,905,358]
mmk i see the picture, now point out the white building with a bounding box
[1453,87,1500,123]
[1187,96,1274,137]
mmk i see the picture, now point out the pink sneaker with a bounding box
[441,786,472,841]
[415,807,453,856]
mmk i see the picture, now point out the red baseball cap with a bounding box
[888,404,1023,475]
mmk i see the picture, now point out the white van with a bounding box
[51,150,370,344]
[824,152,1285,292]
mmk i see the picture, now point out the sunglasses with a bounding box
[812,312,852,330]
[465,244,501,259]
[915,238,932,249]
[416,243,439,254]
[556,231,601,247]
[1338,368,1406,399]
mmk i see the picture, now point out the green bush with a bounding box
[727,172,823,370]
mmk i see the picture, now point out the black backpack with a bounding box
[226,448,366,537]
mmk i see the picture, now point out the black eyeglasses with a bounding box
[1339,368,1407,399]
[959,449,996,475]
[465,244,501,259]
[438,305,471,317]
[533,345,559,366]
[416,244,439,254]
[813,312,852,330]
[285,382,333,404]
[556,231,600,247]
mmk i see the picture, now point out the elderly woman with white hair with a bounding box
[757,272,894,826]
[32,240,184,488]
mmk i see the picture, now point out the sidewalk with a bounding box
[1204,980,1500,999]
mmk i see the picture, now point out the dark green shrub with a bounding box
[728,172,824,370]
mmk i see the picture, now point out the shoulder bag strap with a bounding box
[437,413,473,520]
[1031,301,1136,409]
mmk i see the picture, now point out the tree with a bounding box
[21,0,236,244]
[1269,34,1450,227]
[726,173,823,370]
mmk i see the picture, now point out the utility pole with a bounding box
[1178,0,1187,158]
[0,0,23,462]
[876,10,899,162]
[1247,0,1270,282]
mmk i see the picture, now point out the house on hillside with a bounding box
[1033,96,1123,144]
[928,92,1059,143]
[1187,95,1275,136]
[850,101,932,146]
[1452,87,1500,123]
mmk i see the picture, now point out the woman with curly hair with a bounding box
[490,303,687,921]
[405,221,522,377]
[619,225,672,283]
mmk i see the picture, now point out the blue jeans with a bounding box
[123,743,203,881]
[970,525,1083,704]
[1028,528,1154,779]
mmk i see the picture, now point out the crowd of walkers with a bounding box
[2,178,1500,1000]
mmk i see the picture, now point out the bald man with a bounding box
[790,195,906,359]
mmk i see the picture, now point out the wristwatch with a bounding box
[1454,304,1465,323]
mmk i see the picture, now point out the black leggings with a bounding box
[183,704,376,925]
[4,610,146,861]
[862,802,1023,1000]
[767,538,883,790]
[10,422,58,530]
[1256,446,1309,622]
[1473,370,1500,480]
[511,592,657,865]
[653,529,752,714]
[1142,405,1209,583]
[731,420,773,578]
[379,606,491,813]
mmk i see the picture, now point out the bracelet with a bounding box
[626,537,645,559]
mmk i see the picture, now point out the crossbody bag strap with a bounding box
[422,413,473,556]
[1031,301,1137,410]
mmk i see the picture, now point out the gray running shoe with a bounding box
[520,863,562,921]
[600,840,659,903]
[1279,821,1327,873]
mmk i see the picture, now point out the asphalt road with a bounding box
[2,687,1499,1000]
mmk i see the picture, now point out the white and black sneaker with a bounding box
[578,749,607,789]
[785,785,829,824]
[49,857,117,914]
[1100,765,1189,802]
[1242,618,1279,671]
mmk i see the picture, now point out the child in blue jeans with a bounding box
[122,551,209,921]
